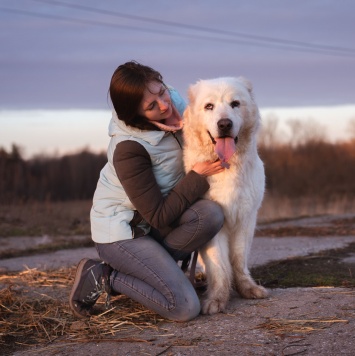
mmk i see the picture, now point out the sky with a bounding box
[1,0,355,157]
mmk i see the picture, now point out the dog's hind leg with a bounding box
[229,213,268,299]
[199,230,232,314]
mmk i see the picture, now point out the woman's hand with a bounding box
[192,160,225,177]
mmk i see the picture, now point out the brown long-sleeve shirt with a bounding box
[113,140,209,233]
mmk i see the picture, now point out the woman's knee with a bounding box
[195,199,224,234]
[169,290,201,322]
[207,200,224,227]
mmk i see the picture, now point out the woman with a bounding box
[69,61,225,322]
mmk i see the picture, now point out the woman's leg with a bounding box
[159,199,224,260]
[96,236,200,322]
[95,199,224,321]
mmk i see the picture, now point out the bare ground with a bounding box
[1,214,355,356]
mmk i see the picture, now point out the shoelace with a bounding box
[87,266,111,309]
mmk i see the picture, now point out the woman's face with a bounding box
[138,81,172,122]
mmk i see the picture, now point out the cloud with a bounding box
[1,0,355,109]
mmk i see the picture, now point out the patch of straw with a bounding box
[0,267,164,354]
[257,317,348,335]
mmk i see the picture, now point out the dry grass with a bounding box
[1,195,355,238]
[0,267,164,354]
[258,194,355,223]
[258,317,348,335]
[0,200,92,237]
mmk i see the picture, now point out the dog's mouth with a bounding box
[207,131,238,165]
[207,131,238,145]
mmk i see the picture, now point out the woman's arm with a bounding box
[113,140,210,229]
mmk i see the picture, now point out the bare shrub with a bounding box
[1,117,355,204]
[259,138,355,199]
[258,114,282,148]
[287,118,328,147]
[347,117,355,138]
[0,148,106,203]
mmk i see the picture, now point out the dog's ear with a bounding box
[237,76,253,94]
[183,105,191,123]
[184,82,200,127]
[187,82,197,105]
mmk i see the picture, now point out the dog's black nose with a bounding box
[218,119,233,132]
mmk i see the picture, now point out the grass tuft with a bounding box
[252,243,355,288]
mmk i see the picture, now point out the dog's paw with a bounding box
[201,298,227,315]
[237,282,268,299]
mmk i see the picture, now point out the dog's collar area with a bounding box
[207,131,238,145]
[207,131,216,144]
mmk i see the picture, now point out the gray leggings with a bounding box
[95,199,224,321]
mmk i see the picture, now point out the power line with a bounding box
[0,7,233,40]
[1,5,354,58]
[33,0,355,56]
[0,6,268,47]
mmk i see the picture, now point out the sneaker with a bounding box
[69,258,112,318]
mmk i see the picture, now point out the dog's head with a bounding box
[184,77,261,162]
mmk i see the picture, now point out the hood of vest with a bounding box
[108,112,166,146]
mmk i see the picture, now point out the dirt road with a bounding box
[2,214,355,356]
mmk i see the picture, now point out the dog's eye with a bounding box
[204,103,214,111]
[230,100,240,108]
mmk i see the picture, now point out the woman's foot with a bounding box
[69,258,112,318]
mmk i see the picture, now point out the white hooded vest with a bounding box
[90,88,186,243]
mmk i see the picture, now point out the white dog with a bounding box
[183,77,268,314]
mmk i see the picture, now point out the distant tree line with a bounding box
[0,145,106,203]
[1,136,355,203]
[259,139,355,199]
[258,117,355,199]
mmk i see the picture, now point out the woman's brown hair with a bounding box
[109,61,165,130]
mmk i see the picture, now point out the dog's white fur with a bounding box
[183,77,268,314]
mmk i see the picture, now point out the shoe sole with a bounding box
[69,258,90,319]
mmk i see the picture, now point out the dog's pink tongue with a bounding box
[215,137,236,163]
